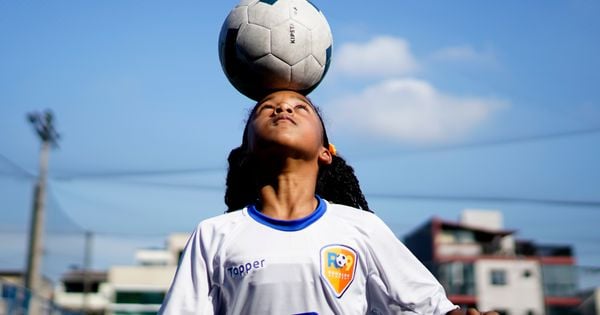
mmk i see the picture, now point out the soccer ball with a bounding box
[335,254,347,268]
[218,0,333,101]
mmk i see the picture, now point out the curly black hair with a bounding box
[224,97,371,213]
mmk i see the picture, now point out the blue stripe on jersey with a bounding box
[247,196,326,231]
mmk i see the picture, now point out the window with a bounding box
[115,291,165,304]
[547,306,580,315]
[490,269,507,285]
[541,265,577,297]
[64,281,101,293]
[437,262,475,295]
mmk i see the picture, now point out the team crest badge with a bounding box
[320,244,358,298]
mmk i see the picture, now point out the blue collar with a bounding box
[247,196,326,232]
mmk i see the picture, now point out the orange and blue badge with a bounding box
[320,244,358,298]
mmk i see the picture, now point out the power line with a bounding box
[579,265,600,273]
[52,167,225,181]
[54,174,600,209]
[0,152,35,178]
[64,177,600,209]
[46,188,87,234]
[93,231,170,238]
[357,126,600,159]
[39,126,600,181]
[89,178,223,191]
[367,193,600,209]
[49,180,194,215]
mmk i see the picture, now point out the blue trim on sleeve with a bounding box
[247,196,326,232]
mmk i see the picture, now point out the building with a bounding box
[0,270,58,314]
[404,210,580,315]
[53,270,110,314]
[53,233,189,315]
[106,233,188,315]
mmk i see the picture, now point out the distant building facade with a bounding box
[53,270,110,315]
[404,210,581,315]
[53,233,189,315]
[0,270,59,315]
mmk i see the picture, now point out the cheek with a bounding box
[309,120,326,147]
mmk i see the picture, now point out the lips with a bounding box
[273,114,296,125]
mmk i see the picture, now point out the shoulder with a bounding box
[325,201,390,232]
[193,209,249,238]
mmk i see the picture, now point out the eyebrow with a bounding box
[260,95,310,104]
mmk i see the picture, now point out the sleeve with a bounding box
[159,225,218,315]
[364,216,457,315]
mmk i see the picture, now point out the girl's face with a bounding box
[246,90,331,164]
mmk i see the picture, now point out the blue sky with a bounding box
[1,1,599,286]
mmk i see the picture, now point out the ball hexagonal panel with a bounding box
[237,23,271,60]
[248,0,290,29]
[253,54,292,89]
[309,24,332,67]
[271,21,311,66]
[290,55,323,91]
[218,5,248,63]
[289,0,322,30]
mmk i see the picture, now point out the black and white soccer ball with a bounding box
[335,254,347,268]
[218,0,333,100]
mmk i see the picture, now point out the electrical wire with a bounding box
[355,126,600,159]
[44,126,600,180]
[45,188,88,234]
[91,178,223,191]
[0,152,35,178]
[51,175,600,209]
[52,166,224,181]
[367,193,600,209]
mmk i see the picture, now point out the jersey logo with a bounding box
[320,244,358,298]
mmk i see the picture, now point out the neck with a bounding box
[256,157,319,220]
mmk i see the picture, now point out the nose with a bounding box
[275,102,293,114]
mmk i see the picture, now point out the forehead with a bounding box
[258,91,311,105]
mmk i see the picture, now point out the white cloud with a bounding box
[335,36,419,77]
[330,79,508,144]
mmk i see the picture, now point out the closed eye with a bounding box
[295,104,309,111]
[257,104,275,113]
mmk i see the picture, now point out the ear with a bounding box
[318,146,333,165]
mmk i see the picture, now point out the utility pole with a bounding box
[82,231,93,315]
[25,110,59,315]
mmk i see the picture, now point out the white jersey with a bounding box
[160,197,456,315]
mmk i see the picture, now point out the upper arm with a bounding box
[364,216,457,315]
[159,227,216,315]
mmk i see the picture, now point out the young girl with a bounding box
[159,90,496,315]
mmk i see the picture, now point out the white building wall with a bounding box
[475,259,545,315]
[461,210,503,230]
[109,265,177,288]
[167,233,190,265]
[54,282,111,312]
[107,265,177,315]
[499,235,516,256]
[135,249,172,266]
